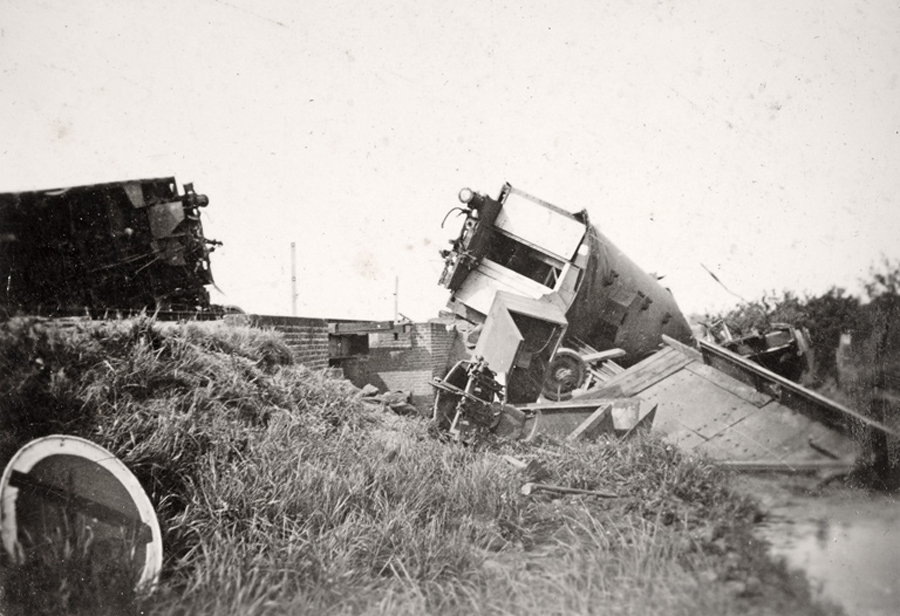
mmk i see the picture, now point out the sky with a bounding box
[2,0,899,321]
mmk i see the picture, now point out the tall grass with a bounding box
[0,316,838,615]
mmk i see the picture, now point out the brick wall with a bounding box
[225,316,467,414]
[419,321,469,378]
[226,314,330,370]
[340,322,462,413]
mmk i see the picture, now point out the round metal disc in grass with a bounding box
[0,434,163,590]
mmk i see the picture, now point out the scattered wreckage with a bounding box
[1,176,897,591]
[697,316,813,384]
[431,184,898,475]
[437,184,695,403]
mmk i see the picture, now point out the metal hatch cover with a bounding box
[0,435,163,590]
[497,187,586,261]
[474,290,568,376]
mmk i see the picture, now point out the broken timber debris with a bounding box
[360,386,418,416]
[520,482,618,499]
[501,455,551,482]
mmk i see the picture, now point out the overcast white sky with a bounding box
[2,0,899,321]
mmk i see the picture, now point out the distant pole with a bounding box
[394,275,399,322]
[290,242,297,316]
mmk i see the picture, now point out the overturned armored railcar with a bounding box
[438,183,694,403]
[0,178,220,315]
[434,185,888,471]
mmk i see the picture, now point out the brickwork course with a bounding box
[339,322,464,413]
[226,314,331,370]
[226,316,466,414]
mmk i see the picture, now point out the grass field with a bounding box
[0,316,841,615]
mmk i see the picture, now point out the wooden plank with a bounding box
[607,361,626,374]
[613,350,694,395]
[661,334,703,361]
[590,367,612,382]
[593,348,677,389]
[328,320,395,334]
[699,339,900,439]
[575,347,692,399]
[525,406,606,440]
[502,455,528,470]
[519,398,642,435]
[684,362,771,408]
[582,348,627,363]
[622,404,657,440]
[718,460,856,473]
[591,362,625,383]
[566,404,614,442]
[517,400,611,412]
[568,337,600,355]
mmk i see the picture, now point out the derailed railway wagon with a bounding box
[437,183,695,404]
[431,184,892,470]
[0,177,220,316]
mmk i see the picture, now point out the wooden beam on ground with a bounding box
[698,338,900,440]
[516,400,609,412]
[621,404,657,440]
[566,403,614,442]
[718,459,857,473]
[575,347,693,399]
[581,348,627,364]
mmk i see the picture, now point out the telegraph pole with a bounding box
[290,242,297,316]
[394,275,399,321]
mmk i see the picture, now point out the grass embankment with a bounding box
[0,316,839,616]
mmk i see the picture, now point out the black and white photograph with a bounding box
[1,1,898,614]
